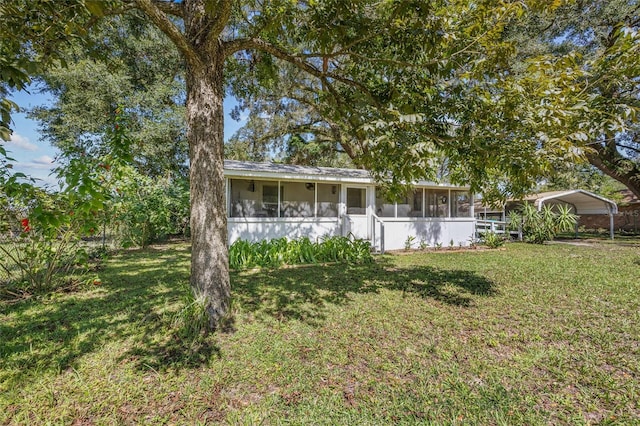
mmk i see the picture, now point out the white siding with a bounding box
[372,218,476,250]
[228,218,342,244]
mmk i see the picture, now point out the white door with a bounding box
[344,186,370,240]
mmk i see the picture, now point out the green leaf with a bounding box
[85,1,106,17]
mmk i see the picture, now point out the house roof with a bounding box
[224,160,467,189]
[473,201,504,214]
[224,160,370,181]
[518,189,618,215]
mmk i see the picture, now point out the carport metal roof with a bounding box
[524,190,618,215]
[522,190,618,239]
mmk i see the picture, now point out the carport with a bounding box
[525,190,619,239]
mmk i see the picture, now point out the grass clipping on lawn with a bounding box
[1,241,639,424]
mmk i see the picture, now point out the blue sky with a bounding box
[5,88,58,186]
[4,86,246,187]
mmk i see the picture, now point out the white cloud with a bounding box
[8,133,38,151]
[33,155,54,165]
[16,155,57,170]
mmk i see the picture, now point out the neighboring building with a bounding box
[474,200,505,222]
[224,160,475,252]
[579,189,640,234]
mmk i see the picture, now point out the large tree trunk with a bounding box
[586,143,640,200]
[186,43,230,328]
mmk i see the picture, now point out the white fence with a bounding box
[475,220,521,240]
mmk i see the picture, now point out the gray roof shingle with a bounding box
[224,160,371,179]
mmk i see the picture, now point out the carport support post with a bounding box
[609,210,615,240]
[518,222,523,241]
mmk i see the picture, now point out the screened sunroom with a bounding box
[223,160,475,251]
[229,179,340,218]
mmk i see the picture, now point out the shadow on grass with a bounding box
[232,259,496,326]
[0,244,217,389]
[0,244,496,386]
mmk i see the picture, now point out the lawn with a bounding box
[1,241,639,424]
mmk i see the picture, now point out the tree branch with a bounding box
[151,0,184,17]
[255,125,332,144]
[450,2,518,60]
[624,3,640,28]
[296,34,378,58]
[616,142,640,155]
[300,51,438,70]
[586,144,640,199]
[86,4,136,29]
[134,0,200,69]
[207,0,233,45]
[224,37,381,108]
[319,79,371,155]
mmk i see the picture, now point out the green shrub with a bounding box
[0,229,90,292]
[112,168,189,248]
[482,231,505,249]
[404,235,416,250]
[172,292,211,342]
[0,186,98,292]
[508,203,578,244]
[229,235,373,270]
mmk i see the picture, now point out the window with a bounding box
[347,188,367,215]
[230,178,341,218]
[317,183,339,217]
[375,188,425,218]
[450,191,471,217]
[426,189,449,217]
[281,181,314,217]
[375,189,395,217]
[230,179,279,217]
[400,189,423,217]
[262,185,279,217]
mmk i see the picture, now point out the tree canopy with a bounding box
[225,1,640,200]
[225,1,563,198]
[501,0,640,198]
[29,14,188,178]
[3,0,638,328]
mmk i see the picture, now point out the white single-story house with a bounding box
[224,160,475,252]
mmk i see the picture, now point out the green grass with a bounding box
[0,241,24,281]
[1,242,639,424]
